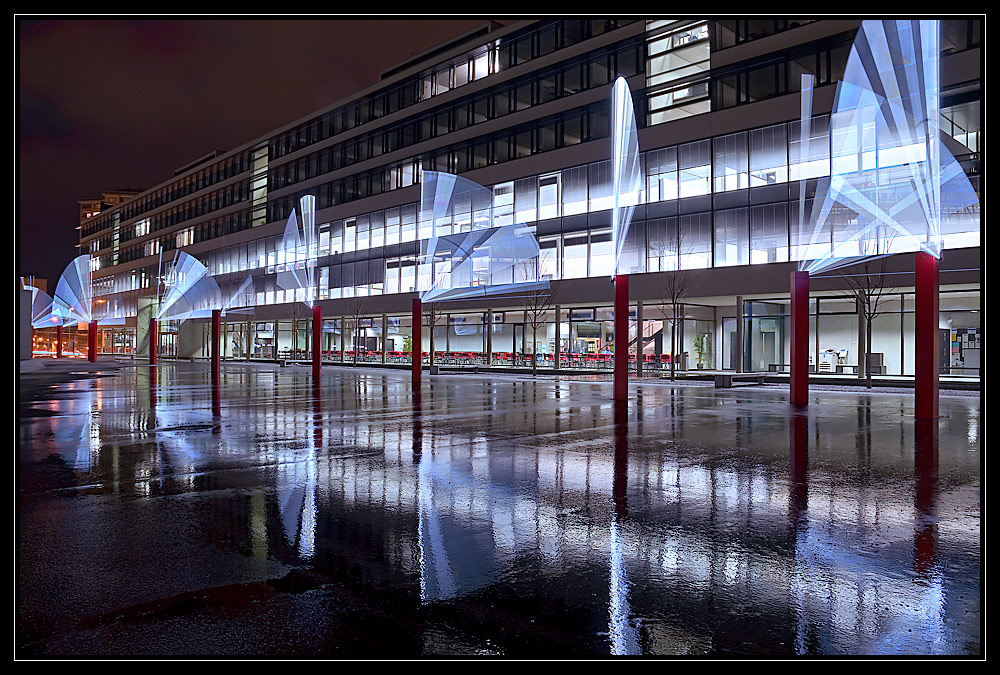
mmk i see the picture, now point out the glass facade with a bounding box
[73,19,980,378]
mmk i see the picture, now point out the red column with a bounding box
[790,271,809,406]
[88,321,97,362]
[150,318,157,365]
[614,274,629,401]
[56,325,63,358]
[312,305,322,380]
[212,309,222,382]
[412,298,422,386]
[915,251,940,419]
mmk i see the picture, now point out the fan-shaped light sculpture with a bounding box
[156,251,224,323]
[610,76,641,279]
[52,255,93,325]
[276,195,318,308]
[795,19,979,275]
[418,172,548,303]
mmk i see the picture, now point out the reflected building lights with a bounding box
[30,366,977,654]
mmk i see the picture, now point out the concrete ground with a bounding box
[17,359,981,656]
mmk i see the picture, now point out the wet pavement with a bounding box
[18,360,981,656]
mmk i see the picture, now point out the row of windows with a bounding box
[711,19,981,54]
[293,113,981,262]
[711,39,853,110]
[97,100,981,274]
[215,198,976,308]
[711,19,818,51]
[268,39,644,192]
[82,152,251,238]
[100,31,880,255]
[180,150,981,294]
[266,102,612,225]
[268,19,635,161]
[83,23,639,248]
[101,181,249,254]
[111,211,252,268]
[95,156,980,306]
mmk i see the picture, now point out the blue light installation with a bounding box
[276,195,318,307]
[418,171,549,303]
[51,255,94,325]
[156,251,224,323]
[796,20,979,274]
[611,76,641,278]
[420,170,495,232]
[23,280,58,329]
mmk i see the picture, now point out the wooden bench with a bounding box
[714,373,766,388]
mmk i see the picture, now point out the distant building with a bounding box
[79,190,142,223]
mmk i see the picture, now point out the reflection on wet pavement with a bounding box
[18,363,981,656]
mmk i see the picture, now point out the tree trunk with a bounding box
[429,324,435,366]
[670,315,677,381]
[866,316,873,389]
[531,325,538,377]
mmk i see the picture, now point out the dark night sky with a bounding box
[18,17,501,287]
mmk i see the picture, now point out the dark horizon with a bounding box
[18,17,497,286]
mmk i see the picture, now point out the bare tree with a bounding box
[651,231,697,381]
[347,295,370,365]
[423,301,445,367]
[658,271,695,381]
[290,302,302,359]
[230,310,255,360]
[244,309,254,361]
[515,259,555,377]
[840,234,896,389]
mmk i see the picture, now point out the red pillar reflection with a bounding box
[913,418,939,577]
[211,379,221,431]
[411,388,423,464]
[56,325,63,358]
[412,298,422,387]
[614,274,629,402]
[212,309,222,383]
[312,379,323,448]
[149,362,158,413]
[613,400,629,522]
[915,251,940,419]
[789,412,809,540]
[88,321,97,362]
[790,271,809,406]
[149,318,158,365]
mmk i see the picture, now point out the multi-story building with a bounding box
[78,189,142,223]
[77,18,981,378]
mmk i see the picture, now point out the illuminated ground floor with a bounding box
[36,281,981,382]
[31,250,981,384]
